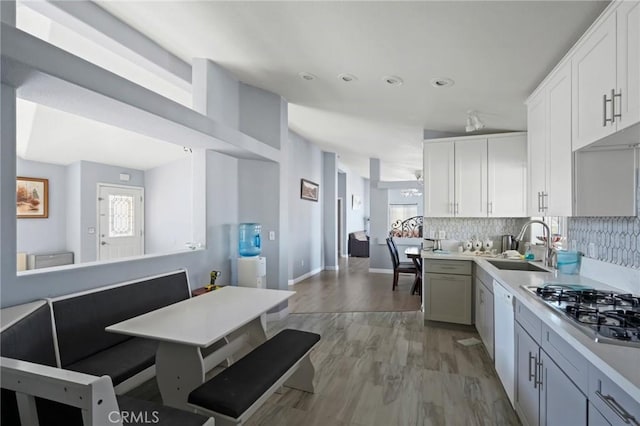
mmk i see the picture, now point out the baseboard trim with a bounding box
[369,268,393,274]
[324,266,339,271]
[288,267,323,286]
[266,307,289,322]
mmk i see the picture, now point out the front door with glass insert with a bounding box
[97,184,144,261]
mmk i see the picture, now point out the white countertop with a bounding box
[421,250,640,402]
[106,286,294,347]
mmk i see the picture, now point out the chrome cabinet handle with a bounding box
[541,192,548,211]
[613,89,622,123]
[596,390,639,425]
[536,358,544,389]
[528,352,536,384]
[604,93,613,126]
[488,201,493,214]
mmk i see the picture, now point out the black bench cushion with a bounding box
[52,271,190,366]
[1,303,82,426]
[188,329,320,418]
[117,395,208,425]
[65,338,157,386]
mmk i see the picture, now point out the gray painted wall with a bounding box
[206,150,239,284]
[239,83,281,149]
[238,159,282,289]
[192,59,239,129]
[16,158,68,254]
[338,172,347,256]
[288,131,322,280]
[368,158,390,269]
[66,161,81,264]
[345,171,368,234]
[322,152,338,269]
[77,160,144,263]
[145,157,192,254]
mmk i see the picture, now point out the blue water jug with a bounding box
[239,223,261,257]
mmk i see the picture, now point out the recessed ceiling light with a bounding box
[338,73,357,82]
[298,72,316,81]
[383,76,403,86]
[430,77,455,88]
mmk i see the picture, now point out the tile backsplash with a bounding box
[568,217,640,269]
[423,217,529,247]
[567,179,640,269]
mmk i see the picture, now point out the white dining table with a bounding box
[106,286,295,410]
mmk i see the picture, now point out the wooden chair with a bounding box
[385,238,417,291]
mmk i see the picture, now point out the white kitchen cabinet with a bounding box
[424,132,526,218]
[487,134,527,217]
[424,141,454,217]
[572,12,618,150]
[455,139,488,217]
[528,91,548,216]
[572,2,640,150]
[526,61,573,216]
[616,1,640,131]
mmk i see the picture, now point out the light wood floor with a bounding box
[289,257,421,313]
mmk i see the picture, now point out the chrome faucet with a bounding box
[515,220,552,267]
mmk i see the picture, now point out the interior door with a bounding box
[455,139,487,217]
[98,184,144,261]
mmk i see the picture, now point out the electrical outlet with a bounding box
[269,231,276,241]
[438,230,446,240]
[588,243,596,258]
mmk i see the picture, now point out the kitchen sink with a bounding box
[486,260,549,272]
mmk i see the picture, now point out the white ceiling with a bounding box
[18,1,609,180]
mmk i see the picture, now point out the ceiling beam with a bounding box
[1,24,280,162]
[20,0,192,91]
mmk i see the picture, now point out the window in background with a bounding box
[530,216,568,248]
[389,204,418,230]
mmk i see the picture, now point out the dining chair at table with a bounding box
[386,237,418,291]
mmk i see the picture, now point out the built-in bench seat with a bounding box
[1,299,212,425]
[50,270,191,391]
[2,356,213,426]
[188,329,320,426]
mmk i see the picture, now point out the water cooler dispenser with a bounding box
[237,223,267,329]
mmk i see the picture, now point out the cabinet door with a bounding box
[589,403,612,426]
[539,350,587,426]
[424,142,455,217]
[426,273,472,324]
[527,92,547,216]
[484,283,494,360]
[572,12,617,150]
[454,139,488,217]
[546,63,573,217]
[616,0,640,131]
[488,135,527,217]
[515,323,540,426]
[475,277,485,334]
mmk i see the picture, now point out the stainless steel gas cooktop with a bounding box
[524,284,640,347]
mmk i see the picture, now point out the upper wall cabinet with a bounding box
[424,133,527,218]
[572,1,640,150]
[527,62,573,217]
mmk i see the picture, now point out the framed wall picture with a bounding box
[300,178,319,202]
[17,177,49,218]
